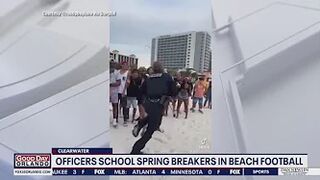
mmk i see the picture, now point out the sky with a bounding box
[110,0,212,67]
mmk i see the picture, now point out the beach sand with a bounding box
[110,104,213,180]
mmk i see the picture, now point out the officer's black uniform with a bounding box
[130,72,174,154]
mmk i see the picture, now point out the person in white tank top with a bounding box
[117,62,130,127]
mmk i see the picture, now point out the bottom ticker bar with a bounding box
[52,168,280,176]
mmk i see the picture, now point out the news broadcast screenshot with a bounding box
[1,0,320,179]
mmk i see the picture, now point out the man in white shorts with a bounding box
[126,69,141,122]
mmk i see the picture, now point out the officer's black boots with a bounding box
[133,123,145,137]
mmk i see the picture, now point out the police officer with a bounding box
[130,61,174,154]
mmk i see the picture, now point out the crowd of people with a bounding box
[109,61,212,128]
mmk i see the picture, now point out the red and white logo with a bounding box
[14,154,51,168]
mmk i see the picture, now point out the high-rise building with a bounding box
[151,31,211,72]
[110,50,138,68]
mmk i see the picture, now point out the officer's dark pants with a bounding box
[131,100,163,154]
